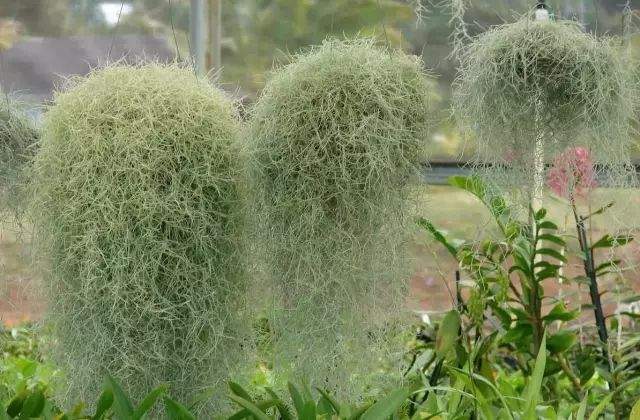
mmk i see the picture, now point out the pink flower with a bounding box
[547,147,597,200]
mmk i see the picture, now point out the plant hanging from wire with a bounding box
[248,38,437,399]
[453,7,638,195]
[0,95,38,218]
[31,63,248,415]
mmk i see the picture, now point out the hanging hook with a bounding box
[535,1,550,21]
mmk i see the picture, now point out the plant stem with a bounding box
[557,353,582,394]
[571,202,608,354]
[571,201,621,420]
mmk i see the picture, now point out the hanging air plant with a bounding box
[31,63,248,414]
[453,16,637,191]
[248,38,437,398]
[0,96,38,216]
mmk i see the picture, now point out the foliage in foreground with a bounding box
[6,328,639,419]
[248,37,437,399]
[419,175,640,419]
[30,63,248,414]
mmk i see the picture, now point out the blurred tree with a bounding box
[0,19,19,51]
[0,0,72,36]
[222,0,414,94]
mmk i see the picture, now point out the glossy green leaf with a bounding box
[576,393,588,420]
[164,397,197,420]
[92,388,114,420]
[265,388,293,420]
[287,382,305,416]
[543,302,579,323]
[630,397,640,420]
[595,260,621,275]
[417,218,459,258]
[21,388,46,418]
[228,382,254,403]
[227,400,278,420]
[361,388,411,420]
[587,393,613,420]
[523,334,547,420]
[537,221,559,230]
[6,392,26,417]
[537,234,566,246]
[105,376,134,419]
[502,322,532,343]
[299,401,316,420]
[534,208,547,221]
[535,248,567,262]
[435,310,460,360]
[132,385,167,419]
[315,388,340,415]
[546,331,577,354]
[591,234,633,249]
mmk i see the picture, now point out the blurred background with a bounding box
[2,0,640,324]
[0,0,638,159]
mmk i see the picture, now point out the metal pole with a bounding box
[208,0,222,74]
[190,0,207,76]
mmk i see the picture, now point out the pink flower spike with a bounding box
[547,147,597,200]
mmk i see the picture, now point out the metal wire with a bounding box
[107,0,126,61]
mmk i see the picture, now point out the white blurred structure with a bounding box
[99,2,133,26]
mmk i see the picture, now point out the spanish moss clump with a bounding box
[454,18,638,194]
[31,64,247,414]
[0,96,38,218]
[249,38,436,398]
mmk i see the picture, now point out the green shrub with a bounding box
[248,38,436,398]
[31,63,247,414]
[453,18,637,190]
[0,96,38,217]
